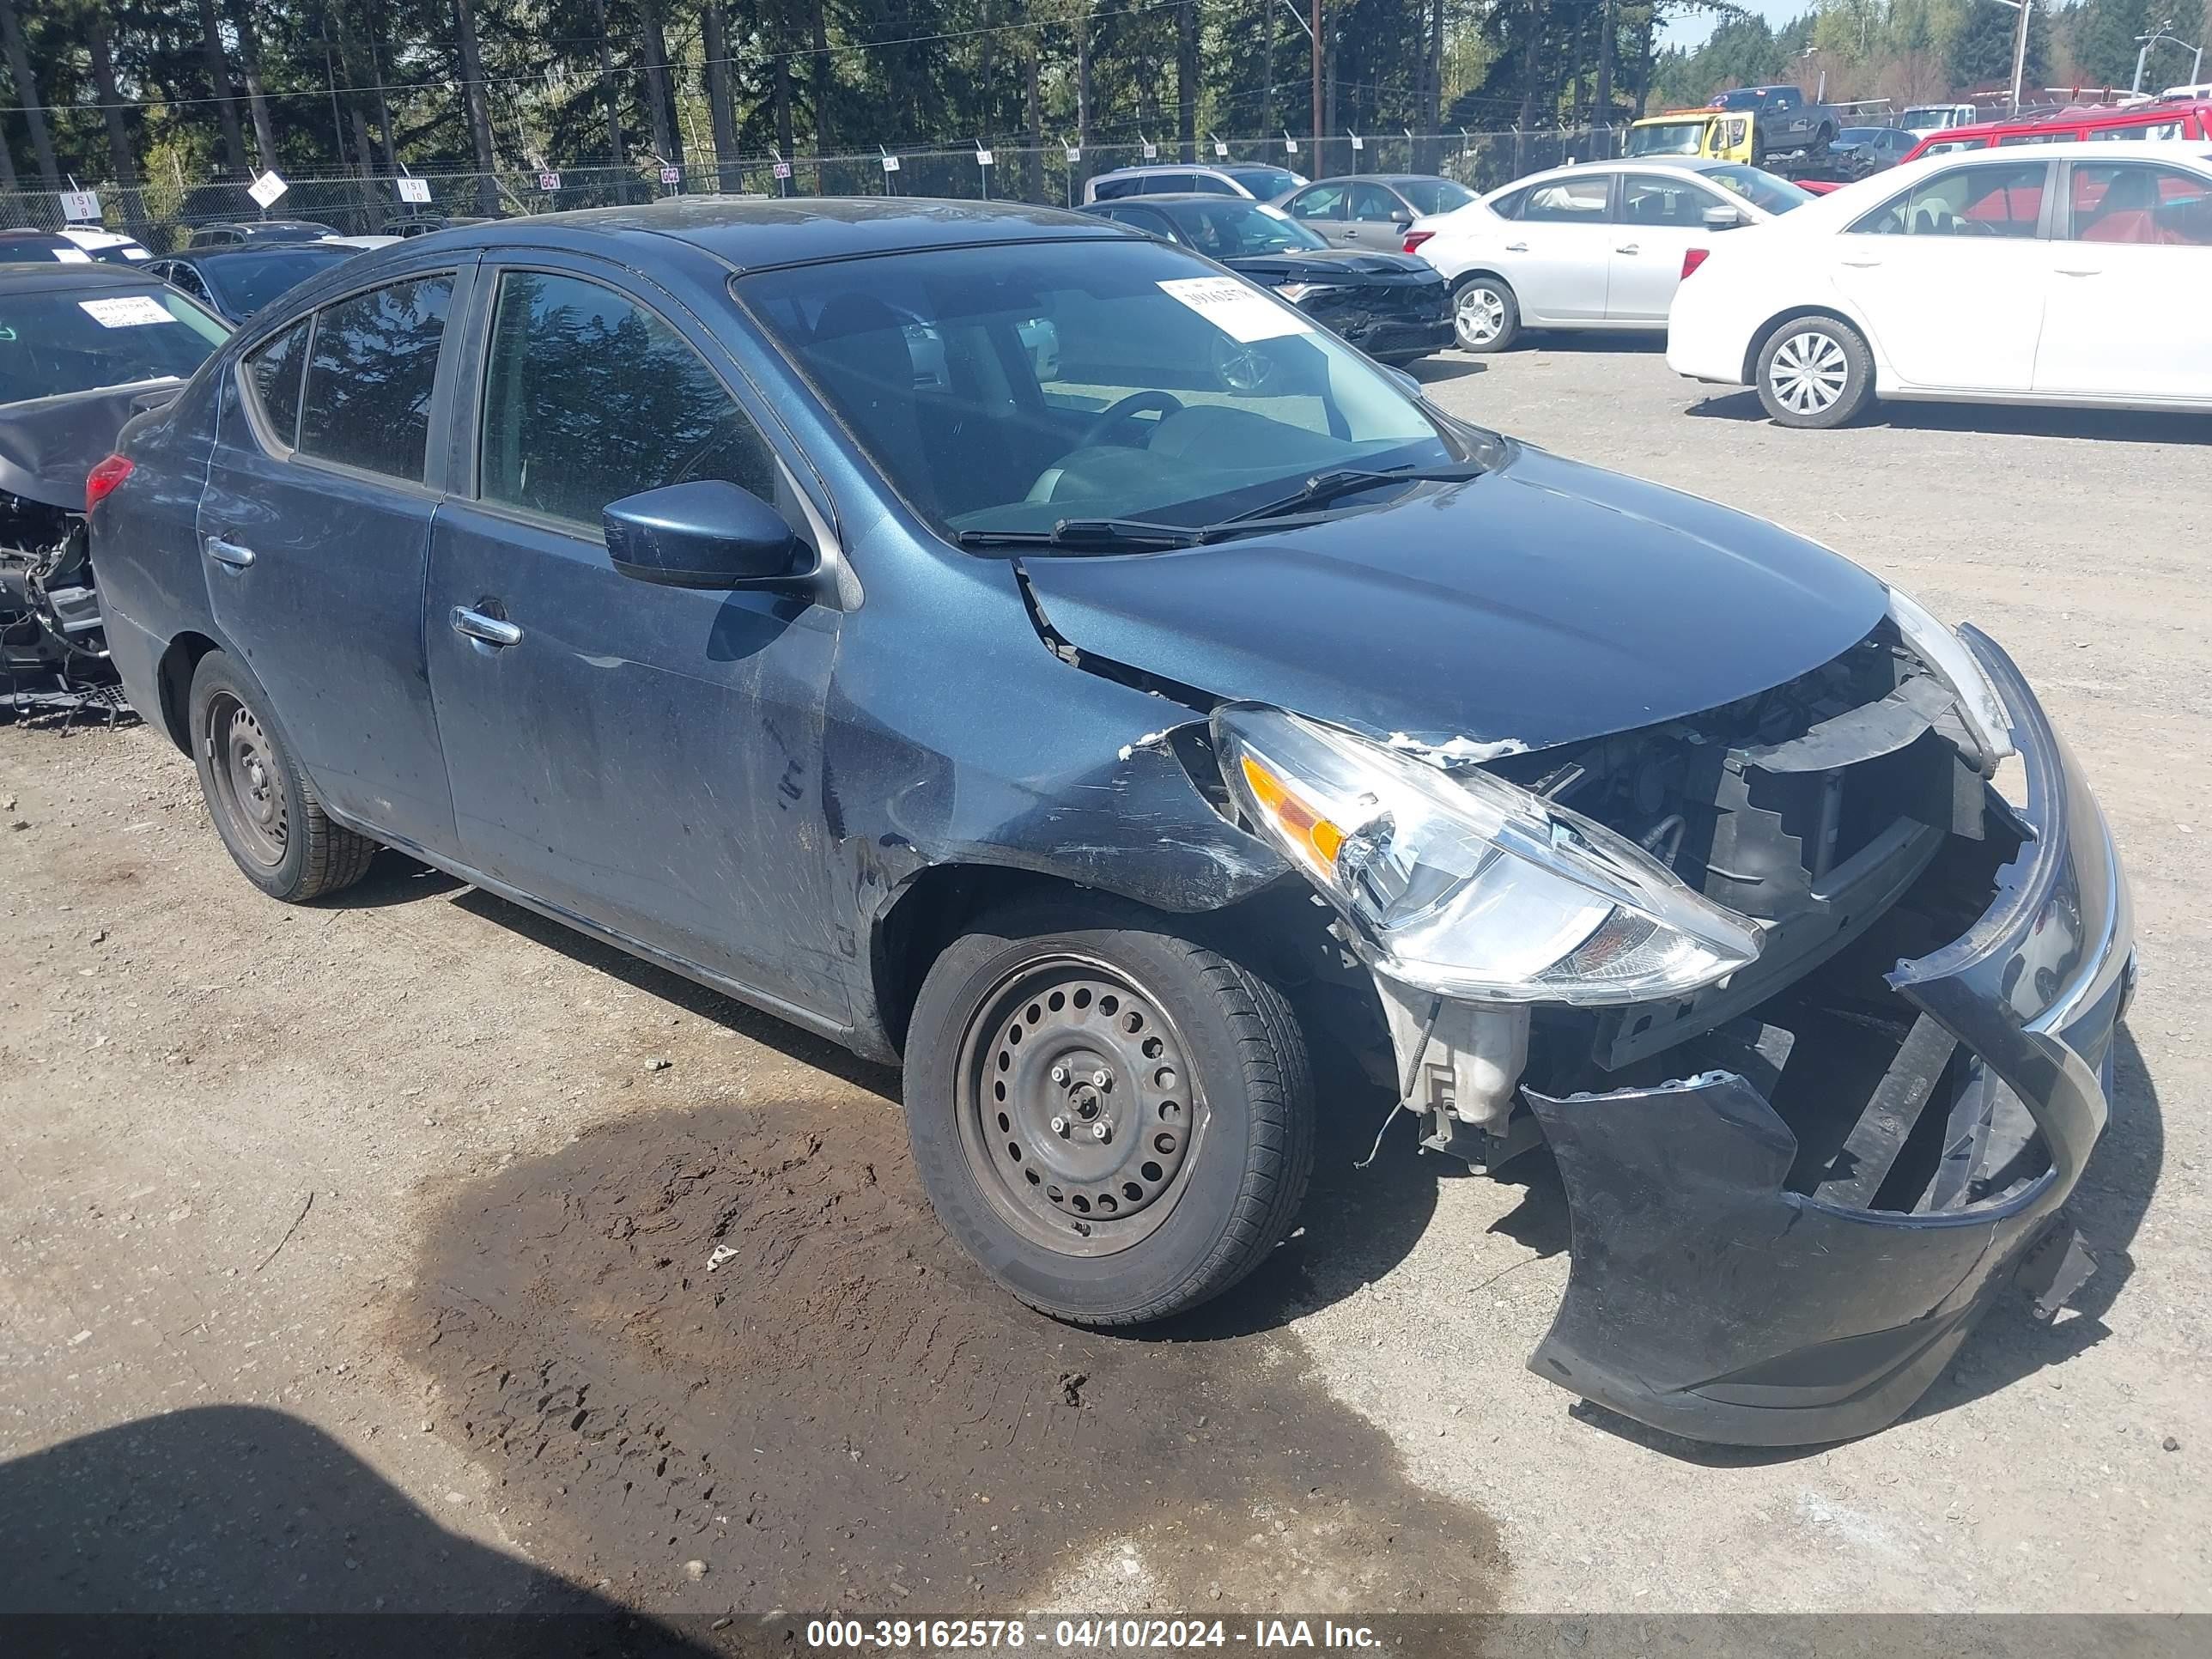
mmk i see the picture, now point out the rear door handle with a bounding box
[1840,258,1882,268]
[2056,267,2101,277]
[1614,243,1640,255]
[451,606,522,648]
[1504,240,1528,252]
[204,536,255,569]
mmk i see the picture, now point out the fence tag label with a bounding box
[247,171,289,209]
[396,177,432,204]
[659,166,682,185]
[538,172,562,191]
[976,148,994,167]
[81,295,178,329]
[1065,145,1081,161]
[1213,140,1228,157]
[1285,137,1298,154]
[773,161,793,179]
[60,190,101,221]
[1142,142,1158,159]
[1157,276,1313,343]
[1349,133,1364,151]
[880,155,900,173]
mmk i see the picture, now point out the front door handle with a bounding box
[2055,267,2101,277]
[1840,258,1882,268]
[1504,240,1529,252]
[1615,242,1641,255]
[451,606,522,648]
[204,536,255,569]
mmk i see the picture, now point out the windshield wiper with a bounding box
[955,517,1205,550]
[1214,462,1489,526]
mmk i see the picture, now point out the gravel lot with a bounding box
[3,340,2207,1625]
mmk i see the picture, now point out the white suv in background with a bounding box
[1666,140,2212,427]
[1404,158,1814,352]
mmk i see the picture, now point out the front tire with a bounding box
[902,896,1315,1326]
[1755,315,1875,428]
[189,649,379,902]
[1452,274,1521,352]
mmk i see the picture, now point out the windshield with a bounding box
[1398,179,1476,215]
[198,246,357,317]
[1700,164,1814,213]
[1227,167,1303,199]
[1902,107,1958,127]
[1628,120,1710,157]
[1158,200,1331,255]
[1712,88,1771,110]
[740,239,1459,540]
[1838,127,1885,143]
[0,285,228,405]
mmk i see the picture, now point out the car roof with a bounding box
[404,195,1129,271]
[1905,136,2212,161]
[1295,173,1458,187]
[172,242,359,264]
[0,260,165,293]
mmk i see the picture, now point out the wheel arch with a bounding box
[153,629,225,755]
[866,860,1370,1068]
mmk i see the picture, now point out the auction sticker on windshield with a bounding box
[1157,276,1315,343]
[79,295,179,329]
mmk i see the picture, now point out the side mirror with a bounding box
[604,480,811,589]
[1702,203,1747,229]
[1391,209,1413,227]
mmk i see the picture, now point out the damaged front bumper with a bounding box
[1522,629,2134,1447]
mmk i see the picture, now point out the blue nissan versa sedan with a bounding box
[88,199,2134,1446]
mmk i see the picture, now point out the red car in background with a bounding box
[1904,100,2212,161]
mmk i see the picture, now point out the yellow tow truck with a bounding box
[1626,106,1759,165]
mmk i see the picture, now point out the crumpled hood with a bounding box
[1226,249,1439,283]
[1017,443,1889,755]
[0,385,172,510]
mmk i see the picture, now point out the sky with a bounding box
[1662,0,1813,50]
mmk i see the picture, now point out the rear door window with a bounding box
[1142,172,1199,194]
[1347,183,1404,222]
[296,274,454,482]
[1619,173,1726,227]
[1851,162,2048,236]
[1520,177,1613,222]
[245,318,310,447]
[477,269,775,530]
[1285,183,1348,220]
[2065,161,2212,245]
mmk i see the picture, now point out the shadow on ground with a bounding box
[1688,387,2212,443]
[0,1404,713,1655]
[395,1083,1505,1619]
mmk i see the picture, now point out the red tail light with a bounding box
[85,453,134,514]
[1680,247,1711,280]
[1402,230,1436,255]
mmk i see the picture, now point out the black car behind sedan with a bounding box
[1085,194,1453,362]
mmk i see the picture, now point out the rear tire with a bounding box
[1451,274,1520,352]
[189,649,379,902]
[902,896,1315,1326]
[1755,315,1875,428]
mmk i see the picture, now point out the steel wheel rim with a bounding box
[1771,331,1850,414]
[205,691,287,867]
[1455,285,1504,345]
[953,952,1207,1259]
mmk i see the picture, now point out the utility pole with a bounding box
[2007,0,2031,115]
[1310,0,1322,148]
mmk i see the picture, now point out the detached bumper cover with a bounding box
[1525,629,2133,1446]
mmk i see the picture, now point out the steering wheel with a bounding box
[1079,390,1184,449]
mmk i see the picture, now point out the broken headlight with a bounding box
[1886,585,2015,766]
[1214,705,1763,1006]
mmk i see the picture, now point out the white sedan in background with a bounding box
[1668,140,2212,427]
[1404,158,1814,352]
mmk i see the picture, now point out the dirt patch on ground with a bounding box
[398,1096,1505,1620]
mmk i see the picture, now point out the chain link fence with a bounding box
[3,127,1628,252]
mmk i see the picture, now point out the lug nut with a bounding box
[1050,1115,1068,1136]
[1050,1065,1068,1085]
[1090,1069,1111,1089]
[1091,1121,1110,1142]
